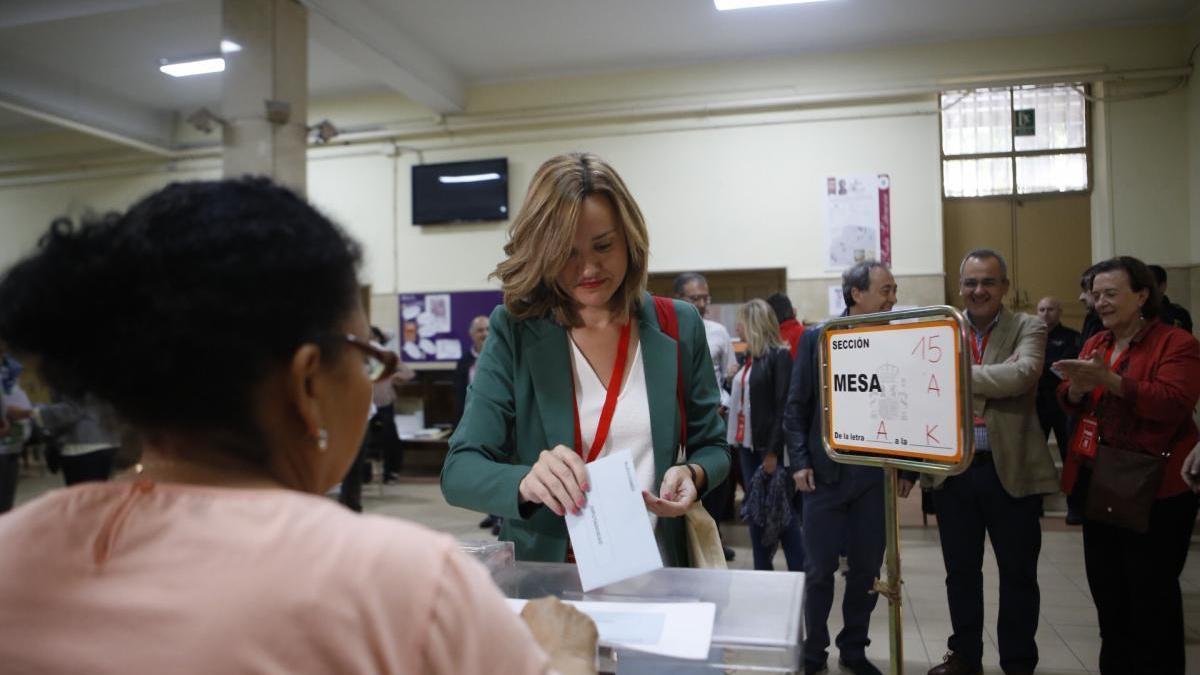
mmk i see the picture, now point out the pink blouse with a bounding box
[0,480,550,674]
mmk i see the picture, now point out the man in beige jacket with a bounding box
[927,250,1059,675]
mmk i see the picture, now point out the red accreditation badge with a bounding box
[1070,414,1099,459]
[735,412,746,444]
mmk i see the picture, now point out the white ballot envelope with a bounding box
[566,449,663,591]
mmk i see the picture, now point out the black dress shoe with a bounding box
[839,656,882,675]
[927,652,982,675]
[723,545,736,562]
[803,659,827,675]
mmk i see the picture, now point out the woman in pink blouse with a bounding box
[0,178,595,675]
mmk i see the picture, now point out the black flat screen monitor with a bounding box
[411,158,509,225]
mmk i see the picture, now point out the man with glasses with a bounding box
[926,250,1059,675]
[673,272,737,561]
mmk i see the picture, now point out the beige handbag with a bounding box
[683,501,728,569]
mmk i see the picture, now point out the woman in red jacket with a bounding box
[1055,256,1200,675]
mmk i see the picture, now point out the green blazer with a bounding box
[440,292,731,566]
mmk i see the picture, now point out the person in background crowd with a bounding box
[1148,264,1194,334]
[454,316,491,425]
[371,326,409,483]
[455,315,502,534]
[34,396,120,486]
[442,153,730,566]
[785,260,913,675]
[927,249,1059,675]
[0,348,31,513]
[766,292,804,358]
[1079,264,1104,345]
[0,178,597,674]
[1056,256,1200,675]
[1034,296,1082,524]
[675,271,739,561]
[728,299,803,571]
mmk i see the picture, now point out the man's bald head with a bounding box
[469,315,490,352]
[1036,297,1062,329]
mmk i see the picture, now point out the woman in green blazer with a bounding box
[440,153,730,566]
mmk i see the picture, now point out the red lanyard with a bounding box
[735,357,752,444]
[970,329,990,426]
[970,330,990,366]
[1089,341,1130,408]
[571,321,632,463]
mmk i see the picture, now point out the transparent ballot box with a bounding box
[492,562,805,673]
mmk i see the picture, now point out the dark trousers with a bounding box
[370,404,403,478]
[802,464,884,665]
[0,453,18,513]
[736,446,805,572]
[1075,468,1198,675]
[61,448,116,486]
[339,441,368,512]
[934,458,1042,672]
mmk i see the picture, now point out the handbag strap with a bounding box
[652,296,689,448]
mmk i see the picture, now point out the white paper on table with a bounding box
[505,598,715,661]
[565,450,662,591]
[435,338,462,360]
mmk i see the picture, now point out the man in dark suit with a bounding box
[454,315,498,532]
[784,260,914,675]
[1035,296,1081,524]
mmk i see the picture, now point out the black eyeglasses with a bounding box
[342,334,399,383]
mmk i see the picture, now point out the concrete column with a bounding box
[221,0,307,194]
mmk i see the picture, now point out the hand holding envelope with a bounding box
[566,450,664,591]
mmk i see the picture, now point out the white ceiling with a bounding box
[0,0,1194,153]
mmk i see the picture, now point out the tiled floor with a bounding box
[13,469,1200,674]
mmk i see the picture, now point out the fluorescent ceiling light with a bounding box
[159,57,225,78]
[439,173,501,184]
[715,0,830,9]
[220,40,242,54]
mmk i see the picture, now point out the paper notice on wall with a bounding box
[424,294,451,333]
[828,285,847,318]
[824,174,891,271]
[435,338,462,361]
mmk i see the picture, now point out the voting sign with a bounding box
[821,316,971,470]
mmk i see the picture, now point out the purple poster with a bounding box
[397,290,503,363]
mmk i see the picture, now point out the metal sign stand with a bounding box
[874,466,904,674]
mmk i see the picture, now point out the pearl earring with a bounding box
[316,428,329,452]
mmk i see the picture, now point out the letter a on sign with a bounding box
[927,374,941,396]
[876,420,888,440]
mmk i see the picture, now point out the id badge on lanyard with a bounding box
[735,357,752,445]
[1069,342,1126,460]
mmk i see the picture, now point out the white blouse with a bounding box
[726,360,753,449]
[569,338,657,528]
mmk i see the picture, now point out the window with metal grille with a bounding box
[940,84,1089,198]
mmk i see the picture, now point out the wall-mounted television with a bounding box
[411,158,509,225]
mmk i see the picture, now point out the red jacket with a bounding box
[1057,319,1200,499]
[779,318,804,359]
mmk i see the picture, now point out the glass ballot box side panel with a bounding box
[492,563,805,672]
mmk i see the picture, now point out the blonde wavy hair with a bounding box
[737,299,785,358]
[492,153,649,326]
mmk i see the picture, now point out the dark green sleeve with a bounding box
[439,306,534,520]
[676,302,731,495]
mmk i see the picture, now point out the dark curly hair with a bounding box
[0,178,362,454]
[1087,256,1161,321]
